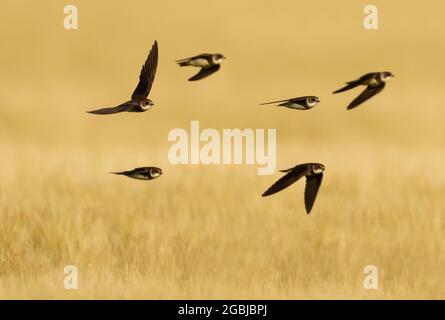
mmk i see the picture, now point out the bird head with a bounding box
[140,99,154,110]
[213,53,226,64]
[312,163,325,174]
[306,96,320,108]
[381,71,394,81]
[150,167,163,178]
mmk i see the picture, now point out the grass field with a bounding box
[0,1,444,299]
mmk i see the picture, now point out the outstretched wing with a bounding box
[333,80,362,94]
[87,101,134,115]
[333,73,376,94]
[132,41,158,99]
[260,98,297,106]
[260,99,287,106]
[279,163,310,174]
[262,166,308,197]
[304,174,323,214]
[175,53,211,64]
[347,83,385,110]
[110,171,129,175]
[188,65,220,81]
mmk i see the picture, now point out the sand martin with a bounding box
[175,53,225,81]
[262,163,325,214]
[260,96,320,110]
[333,71,394,110]
[111,167,163,180]
[87,41,158,115]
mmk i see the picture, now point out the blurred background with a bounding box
[0,0,444,299]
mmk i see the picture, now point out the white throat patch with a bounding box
[307,99,318,107]
[313,168,323,174]
[213,57,223,64]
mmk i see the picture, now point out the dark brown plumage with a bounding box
[88,41,159,115]
[175,53,225,81]
[333,71,394,110]
[111,167,163,181]
[262,163,325,214]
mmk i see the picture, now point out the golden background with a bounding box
[0,0,444,298]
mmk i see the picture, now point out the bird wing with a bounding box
[333,73,377,94]
[175,53,211,64]
[304,174,323,214]
[188,64,220,81]
[87,101,134,115]
[110,171,129,175]
[262,167,307,197]
[260,97,306,106]
[260,98,291,105]
[133,167,151,174]
[279,163,310,174]
[333,80,362,94]
[347,83,385,110]
[132,41,158,99]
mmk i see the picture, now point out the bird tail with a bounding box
[87,101,133,115]
[333,80,361,94]
[110,171,126,175]
[175,59,190,67]
[260,99,289,106]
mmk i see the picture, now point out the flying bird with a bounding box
[87,41,159,115]
[175,53,225,81]
[111,167,163,181]
[260,96,320,110]
[262,163,325,214]
[333,71,394,110]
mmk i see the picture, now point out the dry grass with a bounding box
[0,0,444,299]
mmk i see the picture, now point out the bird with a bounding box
[262,163,325,214]
[87,40,158,115]
[111,167,163,181]
[333,71,394,110]
[175,53,225,81]
[260,96,320,110]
